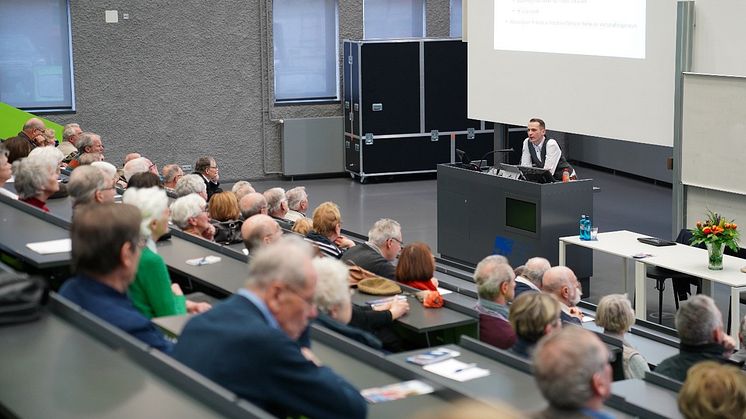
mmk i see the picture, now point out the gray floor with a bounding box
[246,167,739,329]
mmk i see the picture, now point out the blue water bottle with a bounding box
[580,215,590,240]
[584,214,592,240]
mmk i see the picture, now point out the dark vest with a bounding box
[527,139,573,181]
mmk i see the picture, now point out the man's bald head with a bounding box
[239,192,268,219]
[242,214,282,253]
[542,266,581,306]
[23,118,45,132]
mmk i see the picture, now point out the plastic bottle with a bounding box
[580,215,587,240]
[562,168,570,183]
[584,214,592,240]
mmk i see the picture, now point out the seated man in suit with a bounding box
[342,218,403,279]
[474,255,517,349]
[519,118,576,181]
[532,327,614,418]
[172,236,367,419]
[285,186,309,222]
[514,257,550,297]
[541,266,584,325]
[58,203,173,353]
[192,156,222,201]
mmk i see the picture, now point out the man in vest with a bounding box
[519,118,576,181]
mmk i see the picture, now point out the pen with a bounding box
[198,256,208,266]
[454,363,477,373]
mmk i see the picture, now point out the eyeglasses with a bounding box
[131,236,147,249]
[285,285,316,308]
[390,237,404,246]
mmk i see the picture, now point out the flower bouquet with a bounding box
[690,210,740,270]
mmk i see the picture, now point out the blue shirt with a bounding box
[59,274,173,353]
[580,407,615,419]
[236,288,279,330]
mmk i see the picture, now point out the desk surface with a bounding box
[0,200,71,269]
[612,379,682,419]
[0,312,228,419]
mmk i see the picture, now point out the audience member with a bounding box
[241,214,283,254]
[91,161,120,191]
[305,257,382,349]
[231,180,255,201]
[532,327,613,418]
[78,152,104,165]
[13,152,60,212]
[174,173,208,200]
[124,187,211,318]
[67,165,116,207]
[264,187,294,229]
[4,118,45,162]
[69,132,104,168]
[595,294,650,379]
[474,255,517,349]
[677,361,746,419]
[0,144,18,199]
[656,294,736,381]
[170,193,216,241]
[509,292,561,358]
[161,164,184,191]
[193,156,222,200]
[291,217,313,236]
[515,257,550,296]
[239,192,268,219]
[285,186,309,222]
[342,218,402,279]
[541,266,583,325]
[731,314,746,367]
[127,172,163,189]
[123,156,158,182]
[41,128,58,147]
[59,123,82,162]
[305,201,355,258]
[395,242,438,291]
[208,191,243,244]
[58,203,173,353]
[172,237,367,419]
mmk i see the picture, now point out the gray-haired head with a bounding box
[239,192,268,219]
[12,157,56,199]
[76,132,102,154]
[245,235,313,291]
[27,146,64,167]
[367,218,402,246]
[286,186,308,211]
[263,187,288,217]
[91,161,118,183]
[533,327,610,410]
[595,293,635,334]
[675,294,723,346]
[174,174,207,198]
[170,193,206,229]
[472,255,510,286]
[475,258,515,301]
[68,165,108,207]
[123,157,153,182]
[312,257,351,316]
[232,181,255,201]
[123,187,169,237]
[162,164,184,188]
[523,257,551,288]
[62,123,81,142]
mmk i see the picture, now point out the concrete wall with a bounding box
[44,0,452,181]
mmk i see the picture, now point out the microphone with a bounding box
[478,148,514,170]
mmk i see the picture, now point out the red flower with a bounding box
[703,227,712,234]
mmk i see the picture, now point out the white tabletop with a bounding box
[559,230,649,258]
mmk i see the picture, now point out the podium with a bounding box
[437,164,593,278]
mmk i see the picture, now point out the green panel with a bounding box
[0,102,64,141]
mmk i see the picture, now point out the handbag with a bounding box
[0,273,48,325]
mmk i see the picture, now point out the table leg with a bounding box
[634,261,646,320]
[559,241,566,266]
[731,287,745,347]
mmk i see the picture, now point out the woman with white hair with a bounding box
[170,193,215,240]
[123,187,211,317]
[13,153,61,212]
[595,293,650,379]
[91,161,123,190]
[0,144,17,199]
[307,257,382,350]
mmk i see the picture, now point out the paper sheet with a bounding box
[423,358,490,382]
[26,238,71,255]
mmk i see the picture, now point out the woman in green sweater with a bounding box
[123,187,211,318]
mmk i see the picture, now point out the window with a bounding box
[0,0,75,111]
[450,0,462,38]
[364,0,426,40]
[273,0,339,102]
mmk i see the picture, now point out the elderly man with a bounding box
[532,327,613,418]
[193,156,222,201]
[123,156,158,182]
[173,237,367,419]
[161,164,184,191]
[59,204,172,353]
[174,174,208,200]
[285,186,309,222]
[475,256,517,349]
[515,257,551,297]
[239,192,268,220]
[69,132,104,169]
[5,118,45,162]
[542,266,584,325]
[231,180,255,202]
[342,218,402,279]
[13,151,60,212]
[263,187,293,229]
[656,295,736,381]
[241,214,283,254]
[68,165,116,207]
[58,123,82,162]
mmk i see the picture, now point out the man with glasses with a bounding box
[122,156,159,182]
[4,117,46,163]
[58,123,82,163]
[193,156,222,201]
[68,132,105,169]
[542,266,584,325]
[342,218,402,279]
[67,165,117,207]
[59,203,173,353]
[238,192,269,220]
[173,236,367,419]
[161,163,184,191]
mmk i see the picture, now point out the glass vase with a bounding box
[706,242,725,270]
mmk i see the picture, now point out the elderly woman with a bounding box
[208,191,243,244]
[124,187,211,317]
[509,292,562,358]
[0,144,17,199]
[395,242,438,291]
[67,165,116,207]
[305,201,355,258]
[13,152,61,212]
[596,294,650,379]
[170,193,215,241]
[174,173,208,200]
[91,161,123,190]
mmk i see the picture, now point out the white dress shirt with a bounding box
[520,137,564,175]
